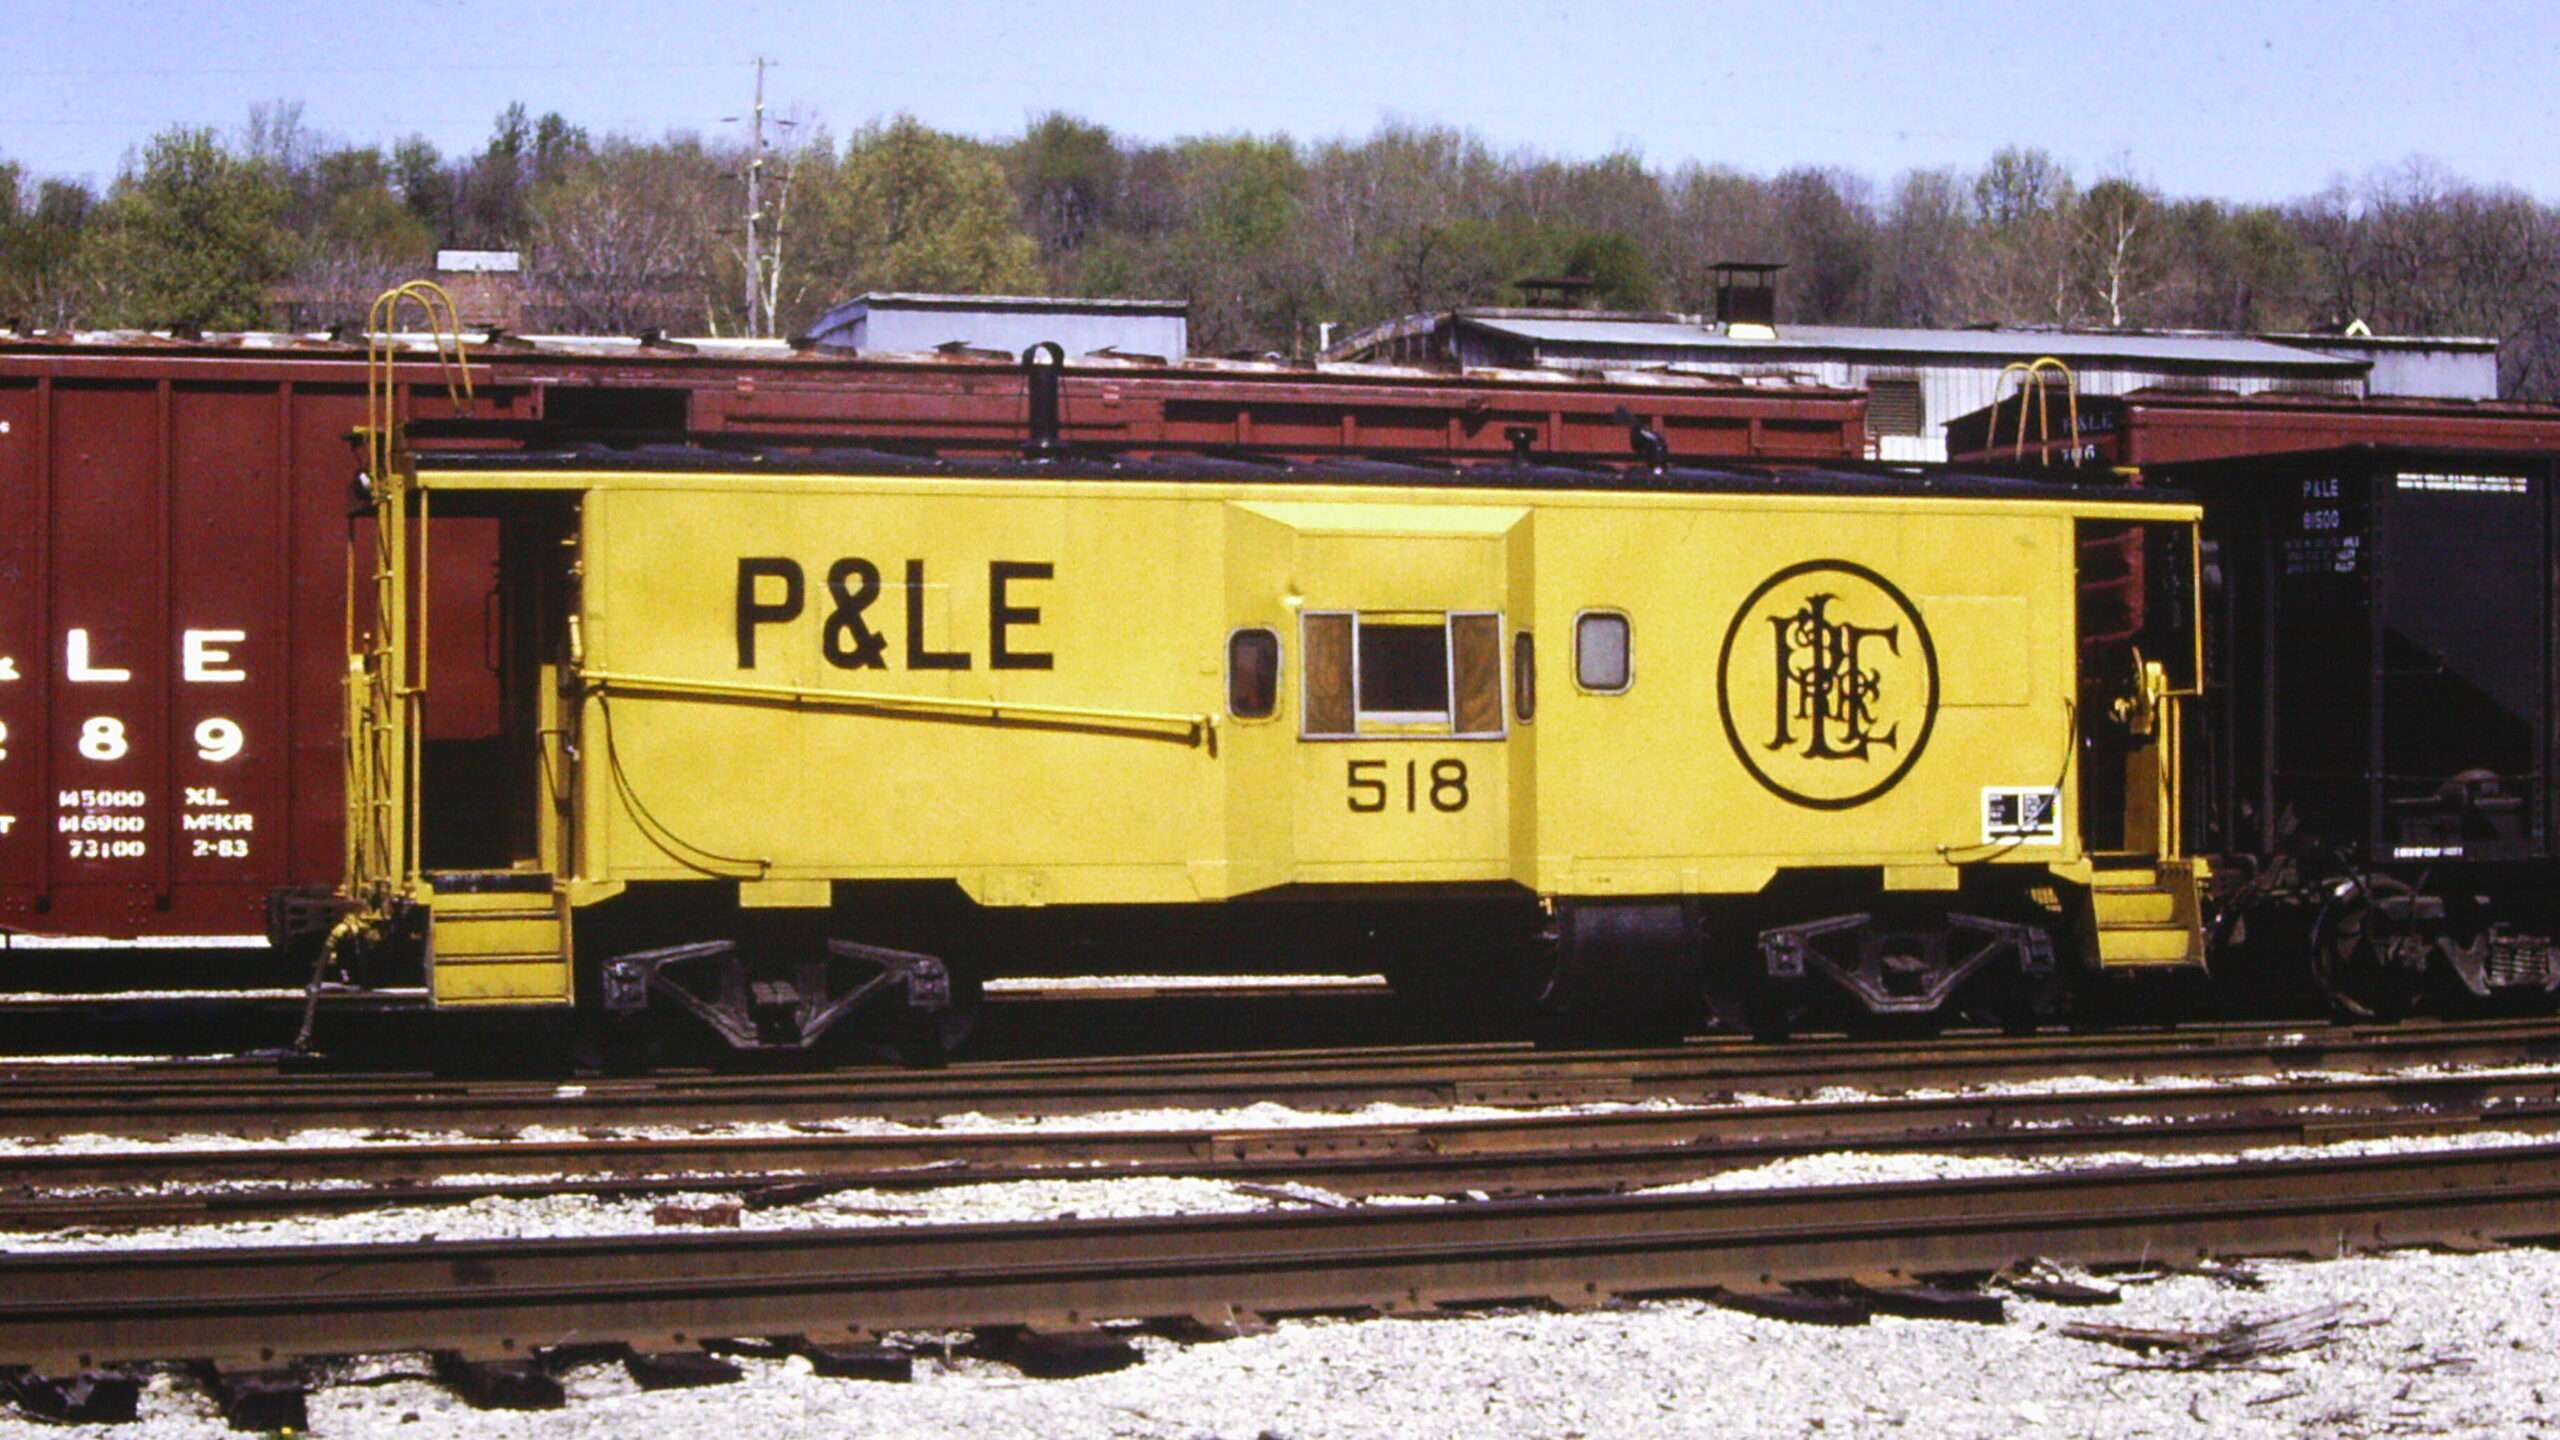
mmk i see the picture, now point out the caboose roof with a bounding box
[411,443,2200,508]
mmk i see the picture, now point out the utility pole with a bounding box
[743,57,767,337]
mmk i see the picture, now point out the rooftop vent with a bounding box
[1712,261,1784,339]
[1515,275,1599,310]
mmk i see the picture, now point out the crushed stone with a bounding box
[8,1247,2559,1437]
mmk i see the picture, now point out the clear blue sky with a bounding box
[8,0,2556,203]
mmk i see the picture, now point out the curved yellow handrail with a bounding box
[363,280,474,484]
[1990,355,2079,465]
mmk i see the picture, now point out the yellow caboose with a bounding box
[328,438,2203,1052]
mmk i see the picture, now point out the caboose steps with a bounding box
[2091,885,2176,926]
[2087,857,2205,969]
[2094,922,2197,965]
[424,876,572,1006]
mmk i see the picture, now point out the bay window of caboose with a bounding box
[1301,611,1504,739]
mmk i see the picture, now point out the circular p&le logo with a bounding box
[1716,559,1939,810]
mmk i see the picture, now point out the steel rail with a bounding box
[7,1142,2560,1372]
[0,1012,2528,1086]
[6,1018,2560,1141]
[4,1066,2549,1196]
[5,1071,2553,1232]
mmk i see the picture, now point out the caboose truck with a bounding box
[303,352,2210,1057]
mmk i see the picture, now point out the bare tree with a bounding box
[728,109,826,337]
[525,139,720,333]
[1872,168,1979,326]
[2073,176,2161,327]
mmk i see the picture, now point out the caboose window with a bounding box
[1301,611,1507,738]
[1452,614,1503,735]
[1358,622,1449,722]
[1303,613,1355,735]
[1576,611,1631,692]
[1514,631,1536,721]
[1227,628,1279,719]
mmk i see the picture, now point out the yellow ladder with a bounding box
[344,282,473,905]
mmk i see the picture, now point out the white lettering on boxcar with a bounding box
[59,790,145,808]
[182,630,247,683]
[55,788,146,860]
[77,717,129,761]
[64,629,131,683]
[193,717,244,762]
[180,784,252,860]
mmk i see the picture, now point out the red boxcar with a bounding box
[0,333,1865,952]
[1946,386,2560,469]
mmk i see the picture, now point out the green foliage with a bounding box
[0,162,96,326]
[1066,231,1148,300]
[85,127,288,329]
[2216,205,2311,330]
[1174,135,1303,255]
[390,136,453,239]
[13,105,2560,394]
[1370,217,1526,314]
[454,104,589,247]
[1974,146,2076,227]
[1487,226,1656,309]
[1115,135,1317,355]
[1562,231,1656,309]
[1009,112,1123,262]
[808,116,1040,296]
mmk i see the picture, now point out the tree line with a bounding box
[5,103,2558,397]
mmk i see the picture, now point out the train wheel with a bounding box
[1536,902,1703,1045]
[2309,878,2431,1020]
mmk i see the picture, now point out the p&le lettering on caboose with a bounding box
[732,558,1057,672]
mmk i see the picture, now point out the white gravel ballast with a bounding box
[6,1246,2559,1438]
[12,1067,2560,1434]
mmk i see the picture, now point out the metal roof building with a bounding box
[803,293,1189,362]
[2259,331,2502,400]
[1327,302,2496,462]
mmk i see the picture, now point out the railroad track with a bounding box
[6,1140,2559,1383]
[0,977,1406,1069]
[5,1016,2560,1140]
[3,1067,2552,1231]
